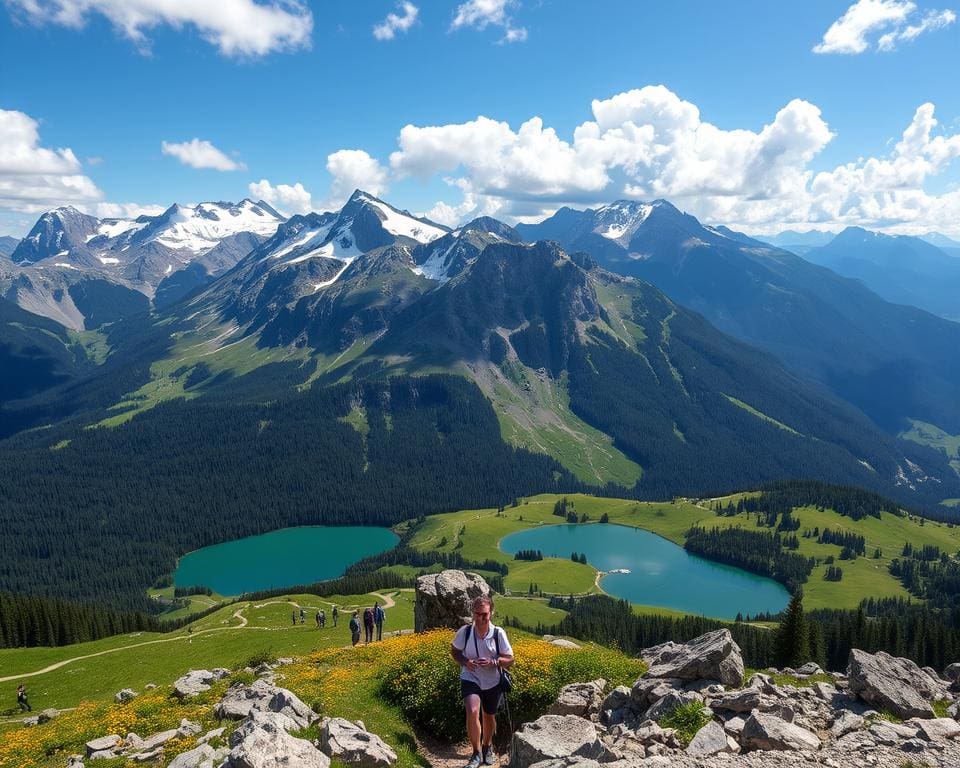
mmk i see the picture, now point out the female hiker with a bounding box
[450,595,513,768]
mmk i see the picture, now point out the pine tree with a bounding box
[775,591,810,668]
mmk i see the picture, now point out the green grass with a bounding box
[900,419,960,476]
[658,701,712,745]
[147,587,228,621]
[405,493,960,613]
[0,590,415,715]
[941,499,960,508]
[493,596,568,627]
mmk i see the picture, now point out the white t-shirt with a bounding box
[452,622,514,691]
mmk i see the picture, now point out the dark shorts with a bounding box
[461,679,502,715]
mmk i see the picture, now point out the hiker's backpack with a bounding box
[463,624,513,694]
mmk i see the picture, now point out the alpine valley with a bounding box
[3,190,960,612]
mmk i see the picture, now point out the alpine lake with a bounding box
[500,523,790,619]
[173,526,399,596]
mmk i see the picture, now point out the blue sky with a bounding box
[2,0,959,236]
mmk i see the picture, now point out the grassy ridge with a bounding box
[405,493,960,612]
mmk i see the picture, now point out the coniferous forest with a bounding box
[0,374,579,612]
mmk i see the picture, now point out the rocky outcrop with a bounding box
[413,569,492,631]
[847,649,943,719]
[547,680,607,718]
[173,668,230,699]
[518,632,960,768]
[114,688,137,704]
[511,715,614,768]
[318,717,398,767]
[223,711,330,768]
[214,679,315,729]
[167,743,227,768]
[643,629,744,687]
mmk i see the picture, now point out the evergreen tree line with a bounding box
[528,593,960,672]
[902,542,943,561]
[818,528,866,556]
[748,480,903,521]
[342,544,509,577]
[684,525,815,593]
[514,549,543,561]
[174,585,213,598]
[889,551,960,602]
[0,374,577,612]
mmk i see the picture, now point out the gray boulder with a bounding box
[847,649,941,719]
[708,688,761,713]
[830,710,866,738]
[224,711,330,768]
[413,569,492,632]
[548,679,607,718]
[85,735,121,758]
[796,662,824,676]
[510,715,613,768]
[915,717,960,741]
[740,712,820,751]
[114,688,137,704]
[643,629,744,687]
[630,678,682,710]
[944,662,960,684]
[174,669,220,699]
[645,690,702,722]
[37,708,59,724]
[137,728,178,751]
[318,717,398,767]
[214,679,315,729]
[167,743,227,768]
[685,720,739,756]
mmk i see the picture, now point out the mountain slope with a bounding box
[805,227,960,320]
[0,235,20,258]
[518,201,960,440]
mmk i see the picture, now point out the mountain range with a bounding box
[3,191,960,516]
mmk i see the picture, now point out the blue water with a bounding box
[174,526,399,595]
[500,524,789,619]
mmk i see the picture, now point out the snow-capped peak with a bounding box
[144,200,285,253]
[594,201,654,243]
[349,190,448,244]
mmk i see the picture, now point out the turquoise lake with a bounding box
[500,524,790,619]
[174,526,399,595]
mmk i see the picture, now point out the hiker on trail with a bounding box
[374,601,385,641]
[363,606,375,644]
[299,608,305,625]
[292,610,297,626]
[315,610,321,628]
[349,611,361,646]
[450,595,514,768]
[332,606,339,627]
[17,684,31,713]
[319,609,326,628]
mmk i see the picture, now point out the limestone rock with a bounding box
[413,569,492,632]
[686,720,739,756]
[830,710,866,738]
[944,662,960,684]
[37,708,59,724]
[796,662,824,676]
[318,717,398,767]
[199,727,225,744]
[510,715,613,768]
[630,678,682,710]
[915,717,960,741]
[224,711,330,768]
[548,680,607,718]
[85,735,121,758]
[740,712,821,751]
[847,649,940,719]
[645,690,702,722]
[174,670,218,699]
[709,688,761,713]
[178,719,203,738]
[138,728,178,751]
[643,629,744,687]
[214,679,315,729]
[114,688,137,704]
[168,743,226,768]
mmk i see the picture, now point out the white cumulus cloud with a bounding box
[451,0,527,43]
[161,139,246,172]
[373,1,418,41]
[325,150,389,209]
[248,179,315,215]
[6,0,313,57]
[0,108,103,213]
[366,84,960,236]
[813,0,954,54]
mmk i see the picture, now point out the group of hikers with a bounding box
[348,602,385,645]
[289,601,386,645]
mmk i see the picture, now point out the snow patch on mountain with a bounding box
[313,261,352,291]
[356,192,446,244]
[150,201,281,253]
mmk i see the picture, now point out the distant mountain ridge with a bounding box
[518,199,960,439]
[804,227,960,321]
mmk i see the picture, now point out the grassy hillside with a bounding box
[403,493,960,612]
[0,595,637,768]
